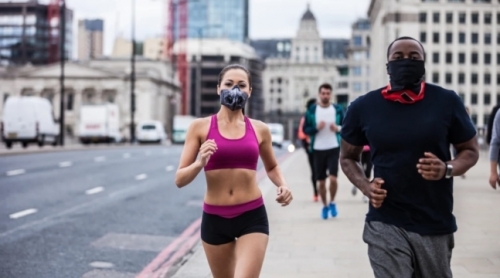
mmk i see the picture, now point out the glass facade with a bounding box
[0,2,73,65]
[174,0,249,42]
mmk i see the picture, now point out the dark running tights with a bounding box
[302,140,318,196]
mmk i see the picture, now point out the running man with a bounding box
[340,37,479,277]
[303,83,345,219]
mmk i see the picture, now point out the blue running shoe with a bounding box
[321,206,329,219]
[329,203,338,217]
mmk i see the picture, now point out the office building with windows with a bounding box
[347,18,371,99]
[368,0,500,127]
[78,19,104,61]
[172,0,249,42]
[0,0,73,66]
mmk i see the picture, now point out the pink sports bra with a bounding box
[204,115,259,171]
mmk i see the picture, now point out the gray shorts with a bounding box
[363,221,454,278]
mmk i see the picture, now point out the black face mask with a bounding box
[386,59,425,92]
[220,86,249,111]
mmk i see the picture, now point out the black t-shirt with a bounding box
[341,83,477,235]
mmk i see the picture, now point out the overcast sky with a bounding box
[39,0,371,57]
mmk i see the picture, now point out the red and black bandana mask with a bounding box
[381,82,426,104]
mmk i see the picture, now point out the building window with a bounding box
[446,52,452,64]
[446,32,453,43]
[458,92,465,102]
[3,93,9,104]
[497,73,500,84]
[485,93,491,105]
[485,53,491,64]
[471,73,478,84]
[419,12,427,23]
[445,73,452,84]
[353,82,362,92]
[472,52,478,64]
[471,33,479,44]
[485,13,492,24]
[353,36,363,46]
[458,73,465,84]
[458,12,466,23]
[459,53,465,64]
[497,53,500,65]
[352,67,362,76]
[471,114,477,125]
[67,93,74,111]
[432,72,440,83]
[485,73,491,84]
[339,67,349,76]
[420,32,427,42]
[484,114,490,126]
[353,51,364,61]
[446,12,453,23]
[471,93,478,105]
[472,13,479,24]
[459,32,466,43]
[432,52,440,63]
[497,33,500,44]
[433,12,440,23]
[433,32,440,43]
[485,33,492,44]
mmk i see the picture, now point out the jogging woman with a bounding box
[175,64,293,278]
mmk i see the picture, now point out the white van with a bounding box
[78,104,122,144]
[172,115,196,144]
[136,120,167,144]
[267,123,285,148]
[1,96,59,148]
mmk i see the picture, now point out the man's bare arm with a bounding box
[340,139,370,192]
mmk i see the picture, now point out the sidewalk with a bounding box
[170,149,499,278]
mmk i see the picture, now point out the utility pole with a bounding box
[59,0,66,146]
[130,0,136,143]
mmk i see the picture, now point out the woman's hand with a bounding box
[276,186,293,206]
[198,139,217,167]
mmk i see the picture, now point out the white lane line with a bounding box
[9,208,37,219]
[6,169,26,176]
[123,153,131,159]
[94,156,106,162]
[135,174,147,181]
[85,187,104,195]
[166,165,175,172]
[59,161,73,168]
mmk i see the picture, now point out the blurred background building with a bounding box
[77,19,103,60]
[0,0,73,66]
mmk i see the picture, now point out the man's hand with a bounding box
[317,121,326,130]
[417,152,446,180]
[330,123,338,132]
[489,172,499,190]
[362,178,387,208]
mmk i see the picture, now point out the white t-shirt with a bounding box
[313,105,339,150]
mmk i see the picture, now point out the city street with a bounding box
[0,145,288,278]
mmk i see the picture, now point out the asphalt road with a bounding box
[0,145,288,278]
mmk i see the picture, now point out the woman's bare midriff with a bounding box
[204,168,262,206]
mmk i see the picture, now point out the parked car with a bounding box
[136,121,167,144]
[1,96,59,148]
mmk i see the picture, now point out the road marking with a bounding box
[9,208,37,219]
[89,261,114,269]
[59,161,73,168]
[94,156,106,162]
[85,187,104,195]
[165,165,174,172]
[6,169,25,176]
[123,153,130,159]
[135,174,147,181]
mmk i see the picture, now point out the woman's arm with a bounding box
[175,119,211,188]
[252,120,292,206]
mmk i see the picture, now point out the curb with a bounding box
[164,150,300,278]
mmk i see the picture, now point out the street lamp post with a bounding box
[130,0,136,143]
[59,0,66,146]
